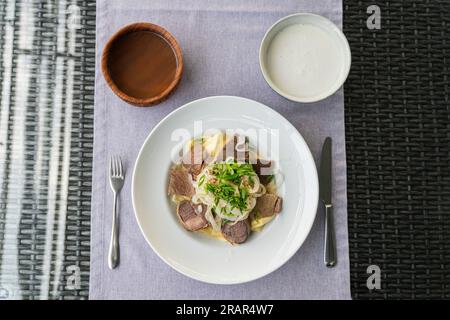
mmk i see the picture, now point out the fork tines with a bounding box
[110,155,123,178]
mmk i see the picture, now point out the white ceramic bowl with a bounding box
[259,13,351,103]
[132,96,319,284]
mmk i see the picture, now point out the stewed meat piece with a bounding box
[181,140,205,178]
[252,159,272,185]
[168,166,195,197]
[221,219,250,244]
[254,194,282,217]
[177,200,208,231]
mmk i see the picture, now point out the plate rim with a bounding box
[131,95,319,284]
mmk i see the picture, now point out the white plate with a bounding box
[132,96,319,284]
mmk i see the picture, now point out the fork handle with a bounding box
[108,192,119,269]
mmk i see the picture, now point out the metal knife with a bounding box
[319,137,337,267]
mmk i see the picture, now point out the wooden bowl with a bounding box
[101,23,183,106]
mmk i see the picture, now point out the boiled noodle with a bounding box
[192,161,266,231]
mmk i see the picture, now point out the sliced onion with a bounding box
[253,184,266,197]
[248,177,260,193]
[204,207,220,232]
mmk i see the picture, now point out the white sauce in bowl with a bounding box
[266,23,343,100]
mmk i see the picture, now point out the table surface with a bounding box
[0,0,449,299]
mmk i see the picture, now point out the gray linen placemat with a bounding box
[90,0,350,299]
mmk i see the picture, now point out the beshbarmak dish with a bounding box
[168,132,282,244]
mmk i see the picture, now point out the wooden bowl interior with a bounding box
[101,23,183,106]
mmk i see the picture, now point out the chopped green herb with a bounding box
[241,188,248,202]
[198,175,205,186]
[203,161,257,215]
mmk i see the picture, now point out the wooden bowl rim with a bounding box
[101,22,184,107]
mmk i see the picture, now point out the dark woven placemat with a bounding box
[0,0,449,300]
[0,0,94,299]
[344,0,450,299]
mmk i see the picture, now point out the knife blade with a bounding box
[319,137,332,206]
[319,137,336,267]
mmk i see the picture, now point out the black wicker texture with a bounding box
[344,0,450,299]
[0,0,94,299]
[57,0,95,300]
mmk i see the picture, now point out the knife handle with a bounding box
[324,204,337,267]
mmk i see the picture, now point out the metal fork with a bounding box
[108,155,124,269]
